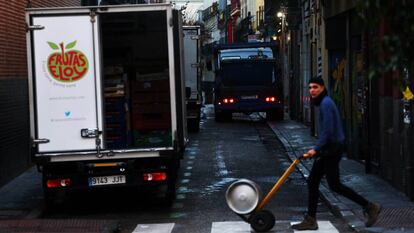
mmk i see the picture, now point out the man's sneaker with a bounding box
[291,215,318,231]
[364,202,381,227]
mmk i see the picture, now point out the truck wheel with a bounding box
[44,189,65,208]
[275,109,284,121]
[44,190,55,207]
[215,111,223,122]
[223,112,232,121]
[164,182,176,206]
[163,159,179,206]
[215,111,232,122]
[188,118,200,132]
[266,110,284,121]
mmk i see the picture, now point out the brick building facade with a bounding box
[0,0,80,187]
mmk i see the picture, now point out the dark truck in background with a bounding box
[26,4,187,205]
[213,43,284,121]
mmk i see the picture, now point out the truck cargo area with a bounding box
[100,11,172,150]
[27,5,185,205]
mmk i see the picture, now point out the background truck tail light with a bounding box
[222,98,235,104]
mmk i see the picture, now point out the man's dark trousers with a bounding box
[307,143,369,217]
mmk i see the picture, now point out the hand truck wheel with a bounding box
[249,209,275,232]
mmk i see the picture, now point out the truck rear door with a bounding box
[28,12,103,153]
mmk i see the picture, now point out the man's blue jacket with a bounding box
[314,96,345,151]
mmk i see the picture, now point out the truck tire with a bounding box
[164,181,176,206]
[214,111,222,122]
[163,158,179,206]
[44,189,65,208]
[266,109,284,121]
[188,118,200,132]
[44,190,56,207]
[215,111,232,122]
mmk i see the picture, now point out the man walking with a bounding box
[292,77,381,230]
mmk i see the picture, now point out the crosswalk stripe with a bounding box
[211,221,251,233]
[291,221,339,233]
[211,220,339,233]
[130,220,339,233]
[132,223,175,233]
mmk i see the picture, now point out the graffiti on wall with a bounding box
[354,53,366,123]
[331,58,347,117]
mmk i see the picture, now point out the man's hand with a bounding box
[306,149,317,158]
[301,149,317,159]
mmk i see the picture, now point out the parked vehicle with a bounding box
[213,43,284,121]
[183,26,202,132]
[25,4,187,204]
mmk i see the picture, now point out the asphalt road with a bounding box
[40,106,354,233]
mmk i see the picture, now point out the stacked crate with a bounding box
[104,66,130,149]
[131,72,172,148]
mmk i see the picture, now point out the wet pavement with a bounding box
[0,107,413,232]
[268,119,414,233]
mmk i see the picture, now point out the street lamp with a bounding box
[277,11,283,18]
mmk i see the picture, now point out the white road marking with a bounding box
[132,223,174,233]
[211,221,251,233]
[180,179,190,184]
[176,194,186,199]
[130,220,339,233]
[291,221,339,233]
[211,220,340,233]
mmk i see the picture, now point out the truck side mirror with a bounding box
[186,87,191,99]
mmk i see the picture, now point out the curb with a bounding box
[268,122,370,233]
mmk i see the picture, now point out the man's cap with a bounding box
[309,76,325,86]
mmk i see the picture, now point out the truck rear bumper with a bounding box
[40,156,179,192]
[215,102,283,113]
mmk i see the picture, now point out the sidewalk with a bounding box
[268,120,414,233]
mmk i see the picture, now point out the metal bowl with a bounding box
[225,179,261,215]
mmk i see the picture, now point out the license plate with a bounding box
[241,95,258,100]
[88,175,126,186]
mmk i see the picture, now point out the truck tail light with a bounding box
[143,172,167,181]
[46,178,71,188]
[222,98,235,104]
[265,97,276,102]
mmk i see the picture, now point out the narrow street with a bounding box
[1,1,414,233]
[37,106,353,233]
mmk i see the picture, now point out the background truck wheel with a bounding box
[266,109,284,121]
[188,117,200,132]
[215,111,232,122]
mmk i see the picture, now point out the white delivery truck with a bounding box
[25,4,187,204]
[182,26,202,132]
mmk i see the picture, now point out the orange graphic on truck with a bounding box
[47,41,89,82]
